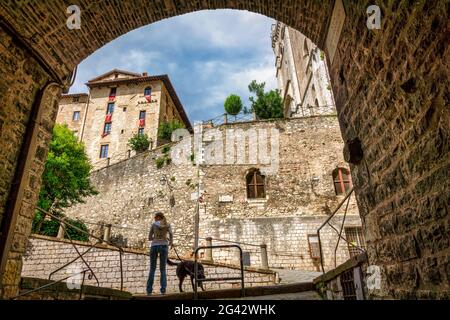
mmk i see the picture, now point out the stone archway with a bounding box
[0,1,448,299]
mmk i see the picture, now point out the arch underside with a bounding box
[0,0,333,84]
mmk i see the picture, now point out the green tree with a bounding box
[224,94,243,116]
[128,133,151,152]
[248,80,284,119]
[33,124,96,235]
[158,120,185,141]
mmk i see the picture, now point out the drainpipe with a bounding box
[79,91,91,142]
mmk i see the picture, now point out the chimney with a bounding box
[142,72,148,77]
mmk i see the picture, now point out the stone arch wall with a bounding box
[0,0,333,83]
[0,1,448,299]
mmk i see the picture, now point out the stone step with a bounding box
[133,282,314,300]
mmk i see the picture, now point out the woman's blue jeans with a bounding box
[146,245,168,294]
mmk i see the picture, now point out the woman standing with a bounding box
[146,211,173,295]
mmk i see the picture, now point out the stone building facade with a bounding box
[56,69,192,169]
[56,93,89,140]
[63,116,363,272]
[271,22,335,118]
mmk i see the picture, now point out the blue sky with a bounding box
[70,10,277,122]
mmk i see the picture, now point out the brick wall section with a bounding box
[203,215,362,271]
[21,236,277,295]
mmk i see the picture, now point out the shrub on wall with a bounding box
[64,218,89,242]
[128,133,151,153]
[156,157,166,168]
[224,94,243,116]
[32,211,89,242]
[38,218,60,237]
[248,80,284,119]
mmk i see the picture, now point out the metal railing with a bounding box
[316,188,366,273]
[194,244,245,300]
[12,207,124,300]
[202,112,256,128]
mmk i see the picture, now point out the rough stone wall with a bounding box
[0,0,331,299]
[0,25,62,298]
[329,1,449,299]
[22,236,277,294]
[64,143,198,253]
[199,117,361,271]
[202,215,362,271]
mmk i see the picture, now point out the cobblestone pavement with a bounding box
[273,269,322,284]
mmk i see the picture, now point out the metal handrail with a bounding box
[194,245,245,300]
[48,225,100,287]
[317,188,366,273]
[333,192,352,268]
[76,219,264,249]
[12,206,125,299]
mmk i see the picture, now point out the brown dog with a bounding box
[167,258,206,292]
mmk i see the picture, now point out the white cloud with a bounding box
[69,9,277,122]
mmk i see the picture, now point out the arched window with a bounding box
[144,87,152,97]
[333,167,352,195]
[246,169,266,199]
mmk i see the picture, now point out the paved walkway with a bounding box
[223,291,321,300]
[272,268,322,284]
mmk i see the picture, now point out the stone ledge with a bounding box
[18,277,133,300]
[313,253,368,285]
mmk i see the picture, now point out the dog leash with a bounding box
[171,245,195,277]
[171,245,185,262]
